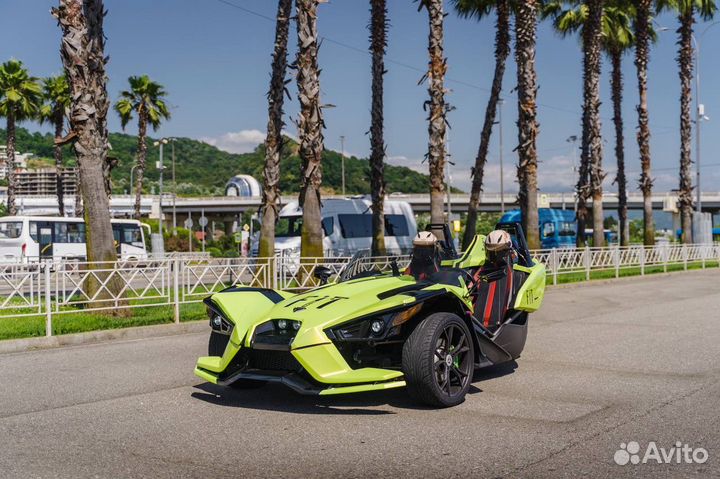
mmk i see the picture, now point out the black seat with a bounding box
[472,261,518,330]
[427,268,469,287]
[405,245,440,281]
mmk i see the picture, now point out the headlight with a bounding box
[206,305,234,335]
[328,304,422,342]
[252,319,302,350]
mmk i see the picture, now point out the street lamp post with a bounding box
[154,138,169,238]
[129,164,138,196]
[170,138,177,235]
[340,135,346,196]
[692,20,720,213]
[566,135,579,212]
[445,130,452,220]
[499,98,505,214]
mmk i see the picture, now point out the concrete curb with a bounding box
[0,320,208,355]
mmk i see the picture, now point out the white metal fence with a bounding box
[0,243,718,337]
[534,243,720,285]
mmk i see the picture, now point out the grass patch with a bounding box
[0,302,206,341]
[549,260,719,285]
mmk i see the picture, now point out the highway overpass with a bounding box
[7,191,720,217]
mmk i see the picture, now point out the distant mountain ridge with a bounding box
[0,127,457,197]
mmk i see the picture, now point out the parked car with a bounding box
[254,197,418,257]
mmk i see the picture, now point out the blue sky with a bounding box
[2,0,720,194]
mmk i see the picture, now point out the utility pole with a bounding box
[567,135,579,212]
[445,130,452,221]
[171,138,177,235]
[157,141,164,238]
[499,98,505,214]
[695,36,703,213]
[692,21,720,214]
[340,135,346,196]
[153,138,169,240]
[129,165,138,196]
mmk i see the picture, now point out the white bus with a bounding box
[0,216,149,263]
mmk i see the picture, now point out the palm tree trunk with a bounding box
[5,113,17,216]
[611,49,629,246]
[583,0,605,248]
[635,0,654,245]
[74,165,83,217]
[421,0,449,234]
[296,0,325,261]
[369,0,388,256]
[258,0,292,260]
[133,109,147,221]
[463,0,510,250]
[54,112,66,216]
[54,0,125,312]
[514,0,540,250]
[678,9,694,244]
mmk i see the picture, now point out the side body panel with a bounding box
[512,261,546,312]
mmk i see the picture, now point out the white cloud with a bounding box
[387,155,427,174]
[201,129,266,154]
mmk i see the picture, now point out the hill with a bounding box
[0,127,460,196]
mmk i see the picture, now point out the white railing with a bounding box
[0,243,718,337]
[536,243,720,285]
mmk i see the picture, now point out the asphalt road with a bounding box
[1,270,719,478]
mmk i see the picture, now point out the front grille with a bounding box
[248,349,302,372]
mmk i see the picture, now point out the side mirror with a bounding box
[313,266,333,285]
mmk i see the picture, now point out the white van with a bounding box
[258,197,417,257]
[0,216,150,263]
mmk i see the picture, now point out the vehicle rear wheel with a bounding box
[402,312,474,408]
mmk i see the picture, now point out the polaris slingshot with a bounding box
[195,222,546,407]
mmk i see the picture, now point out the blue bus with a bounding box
[500,208,577,249]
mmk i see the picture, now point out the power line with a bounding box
[213,0,276,21]
[211,0,677,131]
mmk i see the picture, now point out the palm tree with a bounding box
[39,74,71,216]
[369,0,388,256]
[605,5,636,247]
[296,0,325,261]
[53,0,125,308]
[0,59,42,216]
[635,0,655,245]
[419,0,450,234]
[258,0,292,260]
[452,0,512,250]
[515,0,540,249]
[545,2,638,246]
[114,75,170,220]
[665,0,717,243]
[544,1,606,248]
[583,0,606,248]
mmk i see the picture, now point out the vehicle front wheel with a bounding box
[402,312,475,408]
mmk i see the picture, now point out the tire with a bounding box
[402,312,475,408]
[208,331,230,357]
